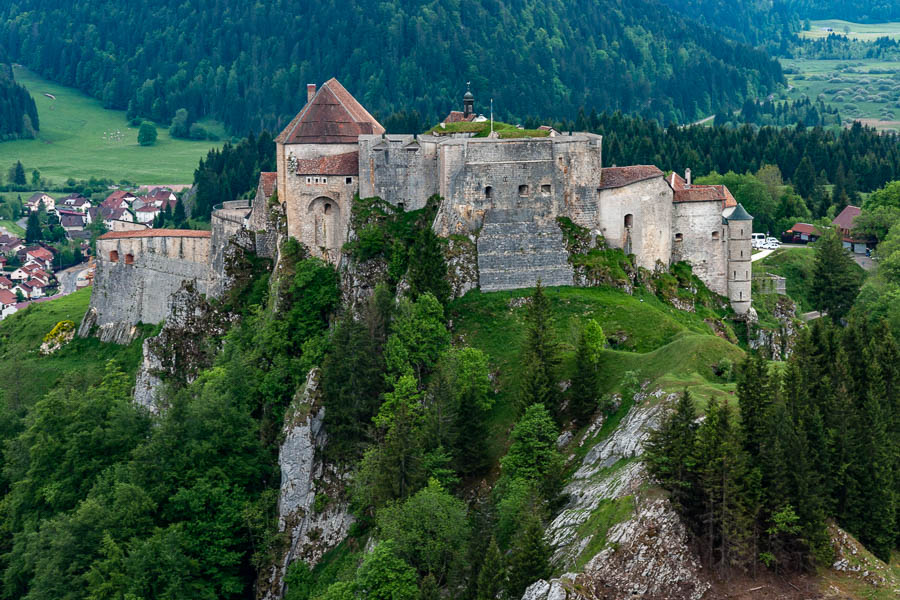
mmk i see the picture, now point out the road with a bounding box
[56,263,91,295]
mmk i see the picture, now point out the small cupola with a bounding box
[463,82,474,117]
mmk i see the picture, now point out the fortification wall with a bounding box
[597,177,673,271]
[89,233,214,332]
[671,201,729,296]
[358,135,439,210]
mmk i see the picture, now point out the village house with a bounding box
[59,193,92,212]
[784,222,821,244]
[103,208,135,229]
[0,288,17,319]
[101,190,137,211]
[24,278,45,298]
[134,204,162,224]
[25,192,55,214]
[0,275,12,290]
[832,205,872,254]
[24,246,54,269]
[59,210,86,232]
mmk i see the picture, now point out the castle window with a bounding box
[740,291,743,300]
[734,271,736,279]
[485,186,493,199]
[322,178,328,184]
[518,185,529,197]
[624,214,634,229]
[314,177,319,184]
[674,233,683,242]
[306,177,312,184]
[125,253,134,265]
[397,202,405,211]
[740,250,743,258]
[324,203,331,215]
[712,231,720,240]
[346,177,352,184]
[541,184,551,194]
[109,250,119,262]
[740,228,744,236]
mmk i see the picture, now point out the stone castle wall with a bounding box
[671,201,729,296]
[597,177,673,271]
[358,135,438,211]
[89,234,214,331]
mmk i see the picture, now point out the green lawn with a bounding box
[0,288,147,410]
[780,57,900,131]
[799,19,900,41]
[449,285,742,464]
[0,66,225,184]
[0,219,24,236]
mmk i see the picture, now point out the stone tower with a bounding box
[463,84,474,118]
[274,78,384,261]
[725,203,753,314]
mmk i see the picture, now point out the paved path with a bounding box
[751,248,774,262]
[853,255,875,271]
[56,264,91,295]
[801,311,822,322]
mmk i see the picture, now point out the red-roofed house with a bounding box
[102,190,137,211]
[832,205,871,254]
[25,246,54,266]
[135,204,162,224]
[25,192,55,213]
[0,288,17,319]
[24,279,45,298]
[0,276,12,290]
[784,223,821,244]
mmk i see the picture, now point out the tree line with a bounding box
[646,316,900,573]
[0,65,39,141]
[0,0,783,133]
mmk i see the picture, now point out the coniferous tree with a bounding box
[518,282,560,416]
[12,160,26,185]
[173,199,186,226]
[25,210,41,242]
[476,537,505,600]
[793,156,816,199]
[810,229,861,322]
[645,389,698,513]
[569,325,600,425]
[407,225,450,306]
[506,513,550,598]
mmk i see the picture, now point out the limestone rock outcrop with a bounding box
[259,369,353,600]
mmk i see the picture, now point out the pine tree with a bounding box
[810,228,860,322]
[407,225,450,306]
[518,282,560,416]
[793,156,816,199]
[25,210,41,243]
[737,353,772,461]
[12,160,26,185]
[569,326,600,425]
[506,514,550,598]
[476,537,504,600]
[644,389,698,513]
[173,199,186,226]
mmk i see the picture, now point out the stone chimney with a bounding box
[307,84,316,103]
[685,168,692,188]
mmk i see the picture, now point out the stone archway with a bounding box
[307,196,342,255]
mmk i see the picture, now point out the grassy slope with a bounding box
[0,288,145,410]
[752,247,817,311]
[449,285,744,463]
[799,20,900,41]
[0,66,224,184]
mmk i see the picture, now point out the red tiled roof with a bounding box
[99,229,211,240]
[296,151,359,175]
[833,205,861,231]
[135,205,162,212]
[276,78,385,144]
[668,172,736,206]
[26,279,45,288]
[259,172,277,197]
[0,276,12,288]
[789,223,821,236]
[0,289,16,305]
[27,247,53,261]
[104,190,135,206]
[599,166,663,190]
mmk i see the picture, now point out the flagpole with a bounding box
[490,98,493,135]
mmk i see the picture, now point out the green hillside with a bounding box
[0,66,223,183]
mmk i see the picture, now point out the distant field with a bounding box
[780,57,900,131]
[799,19,900,41]
[0,66,225,184]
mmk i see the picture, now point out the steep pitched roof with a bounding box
[669,172,737,207]
[276,78,385,144]
[0,289,16,306]
[724,203,753,221]
[833,205,861,231]
[599,166,663,190]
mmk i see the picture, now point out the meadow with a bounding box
[799,20,900,41]
[0,66,225,185]
[780,57,900,131]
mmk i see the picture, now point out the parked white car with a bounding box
[762,238,780,250]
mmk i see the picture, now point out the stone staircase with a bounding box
[476,210,574,292]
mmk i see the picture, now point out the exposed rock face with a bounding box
[259,369,353,600]
[749,295,799,360]
[445,234,479,299]
[77,307,140,344]
[534,390,710,600]
[132,281,232,413]
[339,254,388,313]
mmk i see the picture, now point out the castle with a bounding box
[273,78,753,313]
[85,78,752,342]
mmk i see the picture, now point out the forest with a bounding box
[0,64,38,141]
[0,0,783,133]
